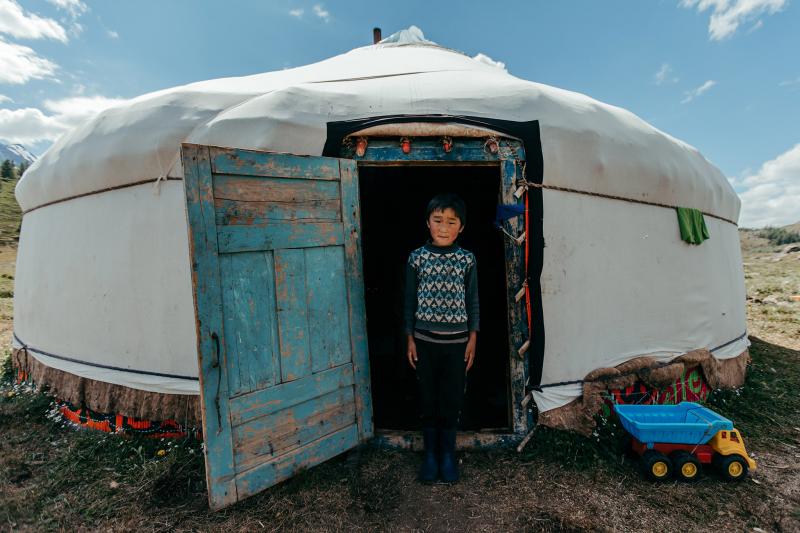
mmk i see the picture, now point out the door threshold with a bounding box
[372,429,521,450]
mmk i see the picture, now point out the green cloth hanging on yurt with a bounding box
[676,207,710,245]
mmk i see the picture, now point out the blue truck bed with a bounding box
[614,402,734,446]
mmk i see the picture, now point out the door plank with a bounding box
[210,146,342,181]
[235,425,360,502]
[236,407,356,473]
[214,198,341,225]
[235,404,356,471]
[216,221,345,253]
[274,249,312,382]
[233,386,356,472]
[234,387,354,451]
[181,143,238,510]
[213,175,341,203]
[229,364,355,426]
[305,247,352,372]
[220,251,280,396]
[339,159,374,440]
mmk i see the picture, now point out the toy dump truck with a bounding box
[614,402,756,482]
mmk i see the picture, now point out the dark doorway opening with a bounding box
[358,164,511,432]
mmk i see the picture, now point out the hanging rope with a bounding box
[22,177,184,216]
[521,180,737,226]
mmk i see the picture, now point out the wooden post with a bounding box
[516,426,537,453]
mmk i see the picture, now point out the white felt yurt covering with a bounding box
[13,27,748,430]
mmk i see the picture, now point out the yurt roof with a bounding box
[15,27,740,223]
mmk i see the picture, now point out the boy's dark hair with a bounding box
[426,193,467,226]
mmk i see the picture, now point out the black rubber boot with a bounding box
[438,428,459,483]
[418,427,438,482]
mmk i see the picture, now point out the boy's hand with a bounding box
[465,332,477,372]
[407,336,417,369]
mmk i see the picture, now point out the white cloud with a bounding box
[0,0,67,42]
[681,79,716,103]
[654,63,679,85]
[680,0,787,41]
[0,94,12,103]
[0,106,63,143]
[779,77,800,87]
[42,95,126,124]
[67,20,83,37]
[312,4,330,22]
[0,37,58,84]
[46,0,87,19]
[46,0,87,37]
[106,29,118,39]
[289,8,304,18]
[737,144,800,228]
[0,95,126,144]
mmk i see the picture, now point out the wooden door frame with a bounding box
[340,136,530,445]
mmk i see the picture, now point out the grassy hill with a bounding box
[784,221,800,235]
[739,221,800,255]
[0,177,21,247]
[0,176,20,349]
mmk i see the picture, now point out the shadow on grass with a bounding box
[706,336,800,446]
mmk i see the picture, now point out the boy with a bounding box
[404,193,479,483]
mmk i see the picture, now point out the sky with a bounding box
[0,0,797,228]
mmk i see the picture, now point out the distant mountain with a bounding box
[0,143,37,166]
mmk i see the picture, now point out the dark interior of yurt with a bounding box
[358,164,512,432]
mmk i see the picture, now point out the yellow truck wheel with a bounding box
[641,451,672,481]
[671,451,701,482]
[716,454,749,481]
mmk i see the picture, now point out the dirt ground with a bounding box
[1,235,799,532]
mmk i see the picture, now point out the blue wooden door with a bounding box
[181,144,372,510]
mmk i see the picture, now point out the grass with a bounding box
[0,248,16,350]
[0,174,21,347]
[706,337,800,447]
[0,176,21,247]
[742,227,800,352]
[519,414,628,472]
[2,334,796,531]
[0,373,206,529]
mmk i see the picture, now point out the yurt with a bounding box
[12,27,748,506]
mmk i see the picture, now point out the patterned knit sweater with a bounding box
[403,241,480,335]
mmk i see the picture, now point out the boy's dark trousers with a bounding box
[415,337,467,430]
[415,337,467,482]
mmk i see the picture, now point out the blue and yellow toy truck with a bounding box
[614,402,756,482]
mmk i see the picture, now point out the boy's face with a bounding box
[427,207,464,247]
